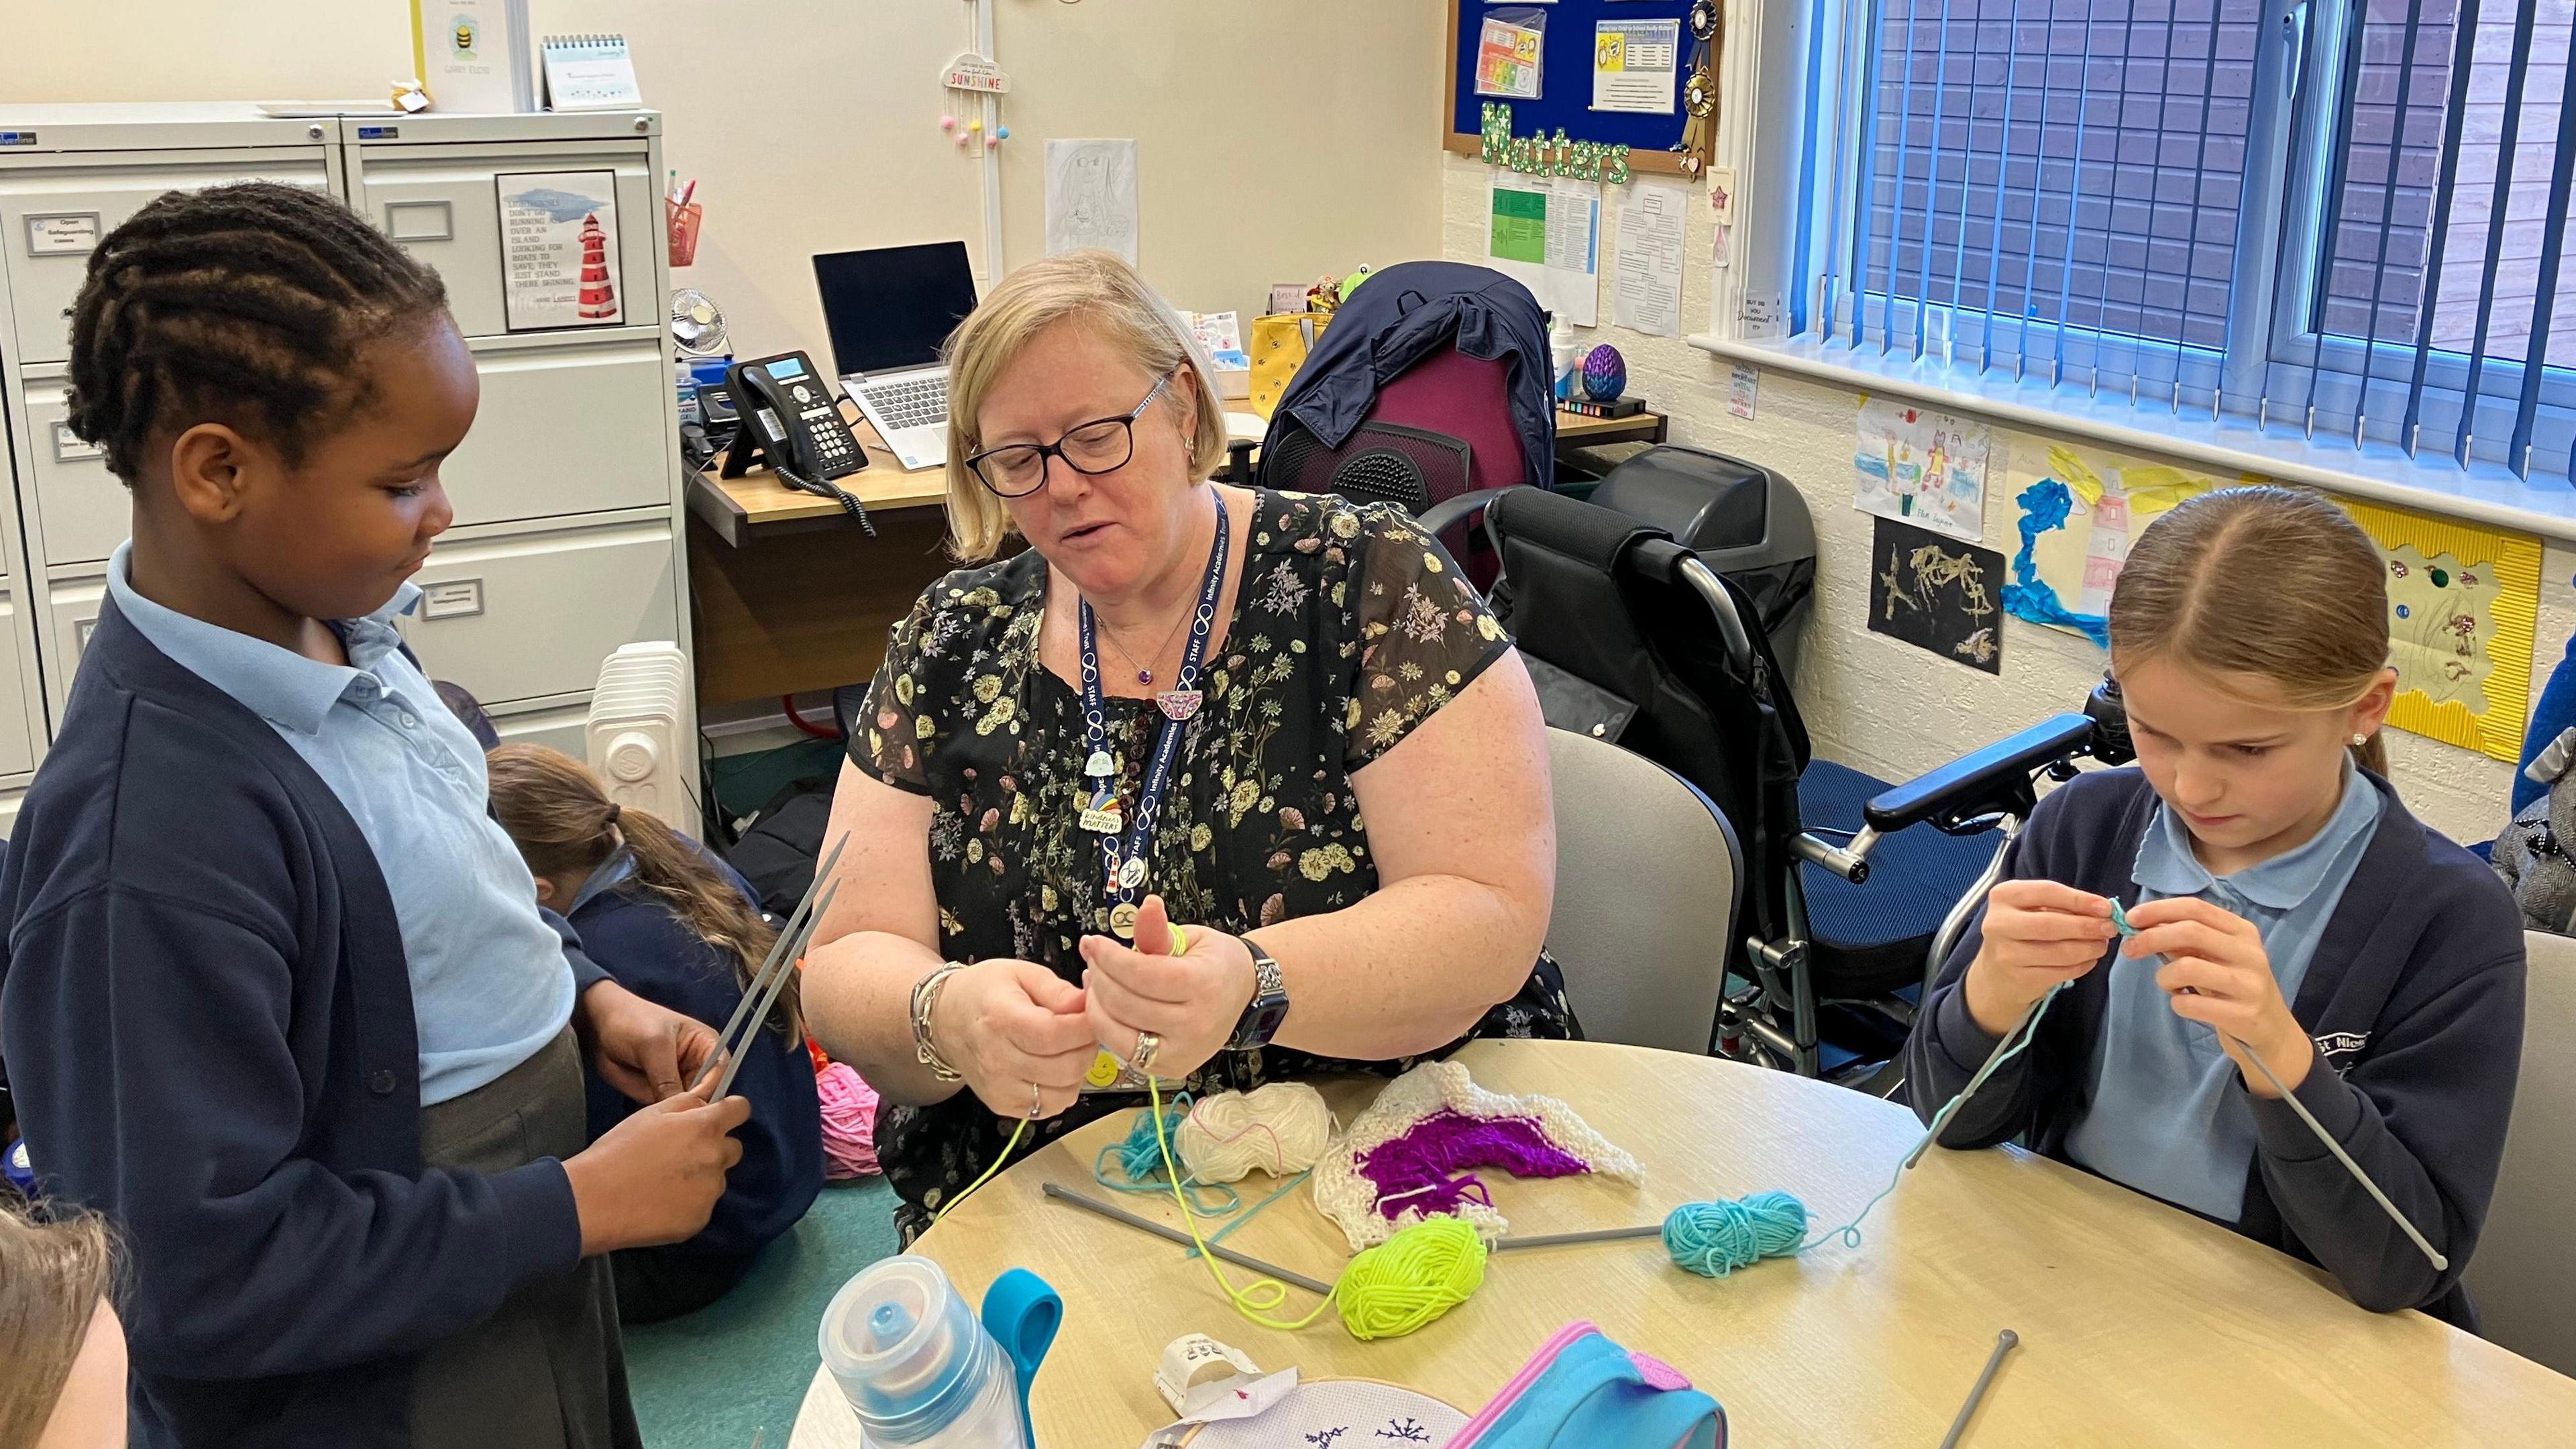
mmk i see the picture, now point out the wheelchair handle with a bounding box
[1791,827,1876,884]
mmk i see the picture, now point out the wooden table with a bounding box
[684,407,957,706]
[791,1039,2576,1448]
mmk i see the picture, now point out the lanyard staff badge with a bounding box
[1077,490,1230,944]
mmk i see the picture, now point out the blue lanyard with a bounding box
[1078,490,1229,939]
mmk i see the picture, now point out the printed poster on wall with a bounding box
[2000,439,2541,762]
[1487,171,1600,327]
[497,170,623,331]
[1852,394,1988,543]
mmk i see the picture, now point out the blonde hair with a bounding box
[938,250,1228,561]
[0,1203,118,1449]
[2108,485,2393,777]
[486,745,796,1036]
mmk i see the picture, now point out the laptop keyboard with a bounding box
[859,375,949,432]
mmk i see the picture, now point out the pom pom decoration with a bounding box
[1581,344,1627,402]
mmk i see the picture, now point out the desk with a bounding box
[793,1040,2576,1447]
[685,407,956,706]
[1554,405,1667,451]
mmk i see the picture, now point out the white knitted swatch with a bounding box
[1308,1060,1643,1252]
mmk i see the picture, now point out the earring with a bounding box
[2352,733,2368,747]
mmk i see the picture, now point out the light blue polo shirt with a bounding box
[2065,758,2383,1221]
[106,543,575,1105]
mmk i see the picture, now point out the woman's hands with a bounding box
[930,958,1099,1122]
[2119,896,2313,1097]
[1079,895,1256,1083]
[1962,880,2121,1038]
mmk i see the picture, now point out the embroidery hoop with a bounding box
[1176,1377,1466,1446]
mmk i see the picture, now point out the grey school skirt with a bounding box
[409,1028,641,1449]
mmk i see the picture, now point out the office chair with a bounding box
[1544,727,1741,1055]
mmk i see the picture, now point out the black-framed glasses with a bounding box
[965,368,1178,498]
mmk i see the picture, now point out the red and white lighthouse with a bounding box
[575,213,616,320]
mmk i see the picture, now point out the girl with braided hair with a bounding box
[0,181,747,1448]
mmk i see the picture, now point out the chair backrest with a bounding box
[1545,727,1740,1055]
[1370,347,1527,494]
[2463,930,2576,1373]
[1264,419,1471,517]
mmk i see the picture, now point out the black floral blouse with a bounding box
[853,488,1574,1240]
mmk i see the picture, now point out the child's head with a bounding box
[486,745,794,1033]
[0,1203,123,1449]
[2108,486,2396,859]
[66,182,469,621]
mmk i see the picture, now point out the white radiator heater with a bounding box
[586,643,698,839]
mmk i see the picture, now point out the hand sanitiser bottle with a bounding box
[820,1256,1056,1448]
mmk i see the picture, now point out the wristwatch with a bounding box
[1228,938,1291,1051]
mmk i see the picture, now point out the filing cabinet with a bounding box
[0,105,693,810]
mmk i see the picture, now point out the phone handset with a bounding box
[722,352,877,536]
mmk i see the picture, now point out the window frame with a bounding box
[1802,0,2574,470]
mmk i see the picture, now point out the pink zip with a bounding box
[1439,1320,1599,1448]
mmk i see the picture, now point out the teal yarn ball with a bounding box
[1580,344,1627,402]
[1117,1099,1191,1183]
[1662,1192,1809,1277]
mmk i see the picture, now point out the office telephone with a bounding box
[723,352,875,535]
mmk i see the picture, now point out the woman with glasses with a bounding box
[799,250,1569,1240]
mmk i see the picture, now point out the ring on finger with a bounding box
[1130,1030,1162,1075]
[1029,1082,1044,1120]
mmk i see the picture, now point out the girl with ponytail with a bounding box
[1903,486,2525,1326]
[488,745,824,1323]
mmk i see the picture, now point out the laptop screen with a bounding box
[812,241,980,378]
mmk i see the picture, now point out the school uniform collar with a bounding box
[105,541,423,737]
[2132,756,2383,911]
[568,846,638,915]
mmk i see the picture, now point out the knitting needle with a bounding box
[1937,1329,2018,1449]
[693,835,846,1094]
[1042,1183,1336,1295]
[2227,1032,2447,1272]
[1903,979,2071,1171]
[708,879,837,1102]
[2114,905,2448,1271]
[1493,1224,1663,1252]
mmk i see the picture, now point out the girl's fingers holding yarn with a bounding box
[1986,879,2114,917]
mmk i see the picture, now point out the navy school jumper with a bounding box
[0,598,608,1448]
[1904,766,2526,1327]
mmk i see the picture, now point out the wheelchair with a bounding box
[1465,479,2135,1093]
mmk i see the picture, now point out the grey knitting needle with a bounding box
[1904,980,2071,1171]
[692,834,846,1095]
[2228,1032,2447,1271]
[1041,1183,1336,1296]
[1938,1330,2018,1449]
[708,879,838,1102]
[1494,1224,1663,1252]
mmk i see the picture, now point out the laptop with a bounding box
[813,241,980,472]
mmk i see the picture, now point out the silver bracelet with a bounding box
[911,963,967,1082]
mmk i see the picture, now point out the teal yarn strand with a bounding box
[1093,1098,1242,1216]
[1661,979,2074,1275]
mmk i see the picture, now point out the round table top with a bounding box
[792,1039,2576,1447]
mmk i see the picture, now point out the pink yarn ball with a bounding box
[817,1062,883,1179]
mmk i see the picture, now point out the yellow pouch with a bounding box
[1247,311,1328,419]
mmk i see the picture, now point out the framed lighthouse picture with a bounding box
[495,170,625,331]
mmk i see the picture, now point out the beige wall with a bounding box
[11,1,1442,362]
[1439,155,2567,847]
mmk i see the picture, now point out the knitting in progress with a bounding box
[1310,1061,1643,1252]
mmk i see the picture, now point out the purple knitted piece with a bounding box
[1356,1110,1595,1222]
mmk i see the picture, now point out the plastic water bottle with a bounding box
[674,358,701,428]
[820,1256,1030,1448]
[1550,315,1579,402]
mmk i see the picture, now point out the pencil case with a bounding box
[1440,1320,1725,1448]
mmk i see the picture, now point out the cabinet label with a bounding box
[422,578,484,620]
[25,213,99,256]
